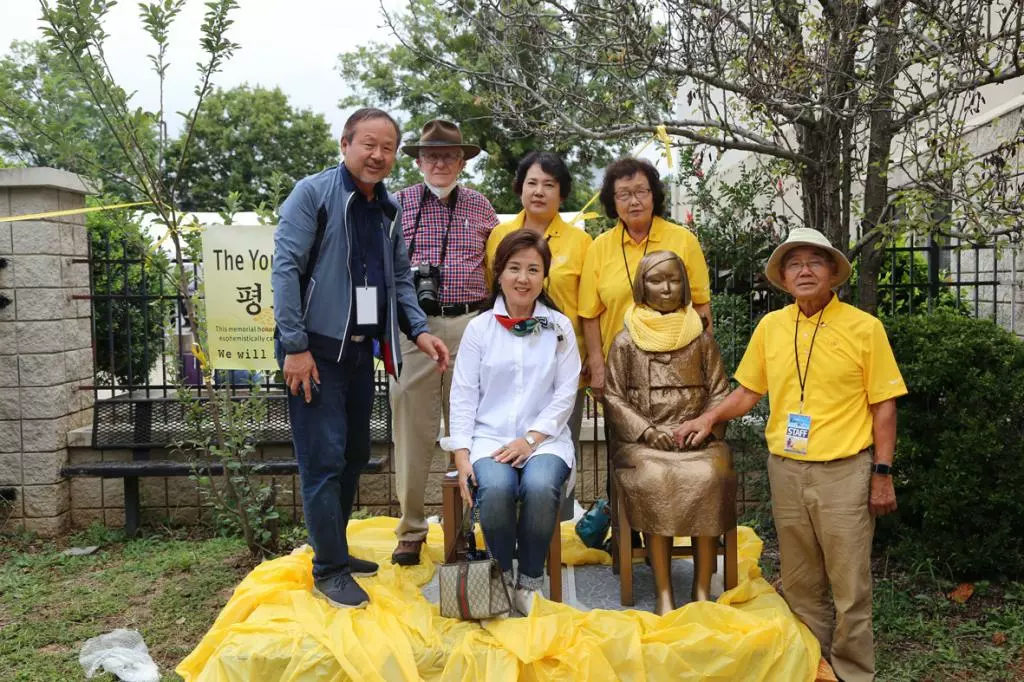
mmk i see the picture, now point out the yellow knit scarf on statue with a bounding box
[623,303,704,352]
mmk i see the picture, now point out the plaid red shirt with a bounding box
[396,183,498,304]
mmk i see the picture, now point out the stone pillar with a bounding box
[0,168,94,536]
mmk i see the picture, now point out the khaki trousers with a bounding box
[392,312,475,542]
[767,449,876,682]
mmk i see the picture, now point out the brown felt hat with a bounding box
[401,119,481,159]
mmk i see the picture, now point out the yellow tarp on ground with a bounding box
[177,518,820,681]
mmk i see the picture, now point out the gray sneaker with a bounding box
[349,556,379,577]
[313,572,369,609]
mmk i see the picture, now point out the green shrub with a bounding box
[88,202,172,387]
[850,247,972,319]
[880,311,1024,579]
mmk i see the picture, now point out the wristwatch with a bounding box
[871,462,893,475]
[524,434,539,450]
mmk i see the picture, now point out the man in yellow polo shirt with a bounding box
[675,227,906,682]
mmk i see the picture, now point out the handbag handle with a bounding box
[455,492,515,618]
[461,488,489,559]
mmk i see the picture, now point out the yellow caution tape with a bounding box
[0,200,152,223]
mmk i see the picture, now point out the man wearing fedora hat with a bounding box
[391,119,500,566]
[675,227,907,681]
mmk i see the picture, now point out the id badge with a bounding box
[355,286,378,326]
[784,412,811,456]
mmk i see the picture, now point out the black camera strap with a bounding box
[408,184,459,280]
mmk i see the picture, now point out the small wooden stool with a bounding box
[441,471,562,602]
[612,475,738,606]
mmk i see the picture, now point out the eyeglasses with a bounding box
[613,188,652,202]
[420,151,464,165]
[784,258,829,273]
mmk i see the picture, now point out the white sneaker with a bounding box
[513,587,539,617]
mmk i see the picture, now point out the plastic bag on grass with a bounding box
[80,629,160,682]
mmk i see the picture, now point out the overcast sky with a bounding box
[0,0,401,138]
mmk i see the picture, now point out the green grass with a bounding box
[758,538,1024,681]
[0,524,253,682]
[874,572,1024,681]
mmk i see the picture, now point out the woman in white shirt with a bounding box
[443,229,581,615]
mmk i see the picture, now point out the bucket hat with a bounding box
[764,227,852,290]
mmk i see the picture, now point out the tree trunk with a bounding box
[799,125,846,248]
[857,0,906,314]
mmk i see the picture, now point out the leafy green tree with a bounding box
[166,84,338,211]
[40,0,284,556]
[0,41,169,388]
[0,40,155,199]
[338,0,620,213]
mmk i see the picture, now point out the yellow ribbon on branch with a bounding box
[191,343,210,374]
[569,124,677,226]
[655,124,674,169]
[148,218,204,253]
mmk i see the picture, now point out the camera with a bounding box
[412,263,442,316]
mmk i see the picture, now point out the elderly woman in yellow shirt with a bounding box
[486,151,593,456]
[579,157,712,398]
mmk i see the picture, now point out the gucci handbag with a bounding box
[438,503,513,620]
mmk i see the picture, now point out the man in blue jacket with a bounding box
[273,107,449,609]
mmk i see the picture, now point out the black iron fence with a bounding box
[82,230,1022,509]
[705,233,1023,370]
[877,234,1022,329]
[82,233,390,449]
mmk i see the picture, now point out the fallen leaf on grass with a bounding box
[948,582,974,604]
[991,631,1007,646]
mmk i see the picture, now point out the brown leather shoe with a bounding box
[391,539,423,566]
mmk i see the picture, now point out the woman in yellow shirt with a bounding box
[486,151,593,457]
[578,157,712,398]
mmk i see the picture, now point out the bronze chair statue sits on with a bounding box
[604,250,738,615]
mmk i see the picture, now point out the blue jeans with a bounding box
[278,339,373,580]
[473,454,570,586]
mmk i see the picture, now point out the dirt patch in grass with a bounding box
[36,643,71,655]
